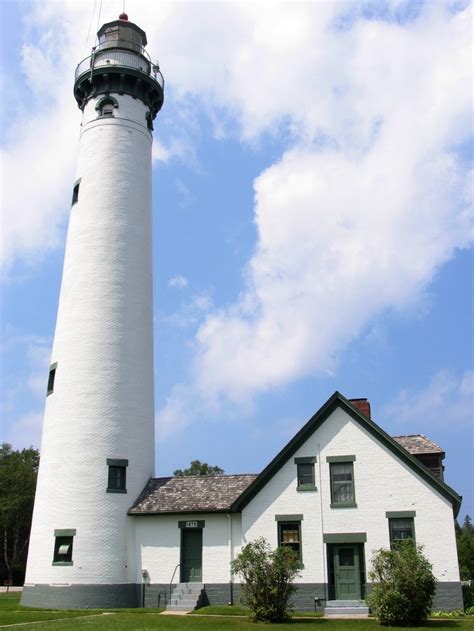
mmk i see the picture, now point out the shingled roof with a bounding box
[129,474,258,515]
[392,434,445,455]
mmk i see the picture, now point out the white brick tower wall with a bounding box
[22,16,163,608]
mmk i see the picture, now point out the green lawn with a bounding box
[1,593,472,630]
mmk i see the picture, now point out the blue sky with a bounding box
[1,0,472,521]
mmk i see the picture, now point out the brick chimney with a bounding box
[349,398,371,419]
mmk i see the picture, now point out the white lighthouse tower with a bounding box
[22,15,163,608]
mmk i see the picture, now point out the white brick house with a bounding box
[130,391,463,612]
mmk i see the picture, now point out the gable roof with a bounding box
[128,474,258,515]
[231,391,461,516]
[393,434,445,455]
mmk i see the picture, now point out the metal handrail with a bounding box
[75,41,164,89]
[169,564,180,602]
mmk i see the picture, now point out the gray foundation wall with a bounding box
[21,583,140,609]
[365,582,463,612]
[22,579,464,611]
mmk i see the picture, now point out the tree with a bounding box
[0,443,39,585]
[456,515,474,610]
[173,460,224,477]
[367,542,436,626]
[231,537,300,622]
[456,515,474,581]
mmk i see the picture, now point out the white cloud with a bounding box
[161,291,213,329]
[156,1,473,430]
[2,2,472,437]
[168,274,189,289]
[382,371,474,428]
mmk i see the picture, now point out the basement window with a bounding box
[47,363,57,396]
[106,458,128,493]
[52,529,76,566]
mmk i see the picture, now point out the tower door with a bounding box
[180,529,202,583]
[333,545,360,600]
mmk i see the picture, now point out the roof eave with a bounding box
[231,391,462,517]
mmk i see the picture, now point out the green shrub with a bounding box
[231,537,300,622]
[462,582,473,610]
[367,542,436,626]
[431,610,466,618]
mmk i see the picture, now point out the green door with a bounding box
[334,545,360,600]
[181,529,202,583]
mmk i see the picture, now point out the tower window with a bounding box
[47,363,57,396]
[96,96,119,118]
[71,181,80,205]
[53,529,76,566]
[101,103,115,117]
[106,458,128,493]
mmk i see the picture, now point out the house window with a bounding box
[106,458,128,493]
[47,363,57,396]
[52,529,76,566]
[278,522,302,562]
[389,517,415,547]
[71,181,80,205]
[294,457,317,491]
[327,456,356,507]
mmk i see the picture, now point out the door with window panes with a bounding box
[333,545,360,600]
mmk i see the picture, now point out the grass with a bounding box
[1,593,472,630]
[192,605,323,617]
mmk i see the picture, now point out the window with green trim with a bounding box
[53,536,73,564]
[330,462,355,505]
[297,463,315,489]
[389,517,415,547]
[47,363,57,396]
[278,521,302,563]
[107,465,126,492]
[106,458,128,493]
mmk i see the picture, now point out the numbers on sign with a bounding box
[186,521,198,528]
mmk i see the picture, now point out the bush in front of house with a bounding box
[231,537,300,622]
[367,542,436,626]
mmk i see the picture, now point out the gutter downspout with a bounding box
[227,513,234,605]
[318,444,327,608]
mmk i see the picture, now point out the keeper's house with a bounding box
[130,391,463,613]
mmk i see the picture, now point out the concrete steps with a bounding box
[324,600,369,616]
[166,583,205,612]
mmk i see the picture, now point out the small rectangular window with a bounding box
[330,462,356,506]
[47,363,57,396]
[278,521,302,563]
[106,458,128,493]
[53,535,74,565]
[297,463,315,489]
[72,182,80,205]
[389,517,415,547]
